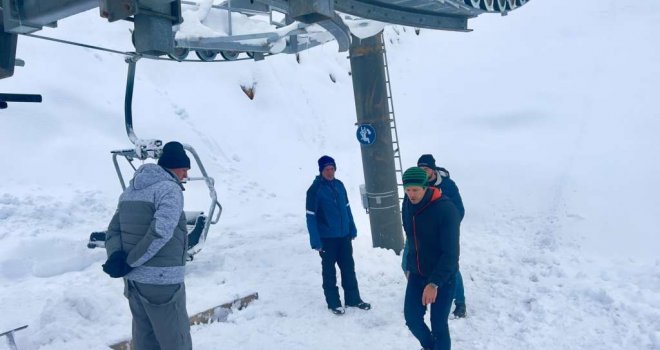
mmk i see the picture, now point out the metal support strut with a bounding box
[124,56,140,144]
[122,55,163,159]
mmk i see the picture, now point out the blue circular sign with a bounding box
[356,124,376,145]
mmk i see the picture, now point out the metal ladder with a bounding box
[381,39,405,200]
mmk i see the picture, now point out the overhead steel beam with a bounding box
[334,0,470,31]
[316,12,351,52]
[209,0,270,15]
[2,0,97,33]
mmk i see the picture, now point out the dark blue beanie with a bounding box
[158,141,191,169]
[417,154,436,169]
[318,155,336,173]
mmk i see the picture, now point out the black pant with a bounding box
[319,236,361,308]
[404,273,455,350]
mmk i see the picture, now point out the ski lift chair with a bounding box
[87,57,222,260]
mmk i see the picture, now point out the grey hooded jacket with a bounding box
[105,163,188,285]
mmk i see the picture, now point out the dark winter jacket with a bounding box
[402,187,460,288]
[105,163,188,285]
[306,176,357,250]
[401,166,464,271]
[430,167,465,221]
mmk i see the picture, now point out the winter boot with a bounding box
[452,303,466,318]
[347,301,371,310]
[329,306,345,315]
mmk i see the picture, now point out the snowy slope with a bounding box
[1,0,659,349]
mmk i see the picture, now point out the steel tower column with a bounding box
[349,32,403,253]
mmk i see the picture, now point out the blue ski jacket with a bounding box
[305,176,357,250]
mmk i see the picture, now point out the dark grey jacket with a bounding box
[105,164,188,285]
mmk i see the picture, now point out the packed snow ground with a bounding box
[1,0,659,349]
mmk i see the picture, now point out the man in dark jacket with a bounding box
[417,154,464,219]
[418,154,467,318]
[103,141,192,350]
[401,167,460,350]
[403,154,467,318]
[306,155,370,315]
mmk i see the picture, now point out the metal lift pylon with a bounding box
[349,32,404,253]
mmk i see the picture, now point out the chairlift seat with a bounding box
[186,213,206,249]
[185,211,204,225]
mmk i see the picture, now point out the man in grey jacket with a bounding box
[103,141,192,350]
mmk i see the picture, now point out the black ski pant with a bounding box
[319,236,361,308]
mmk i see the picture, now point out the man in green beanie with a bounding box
[401,167,460,350]
[408,153,467,318]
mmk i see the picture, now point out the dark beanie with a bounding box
[402,167,428,188]
[318,155,336,173]
[417,154,436,169]
[158,141,191,169]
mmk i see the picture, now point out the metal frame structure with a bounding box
[1,0,531,74]
[2,0,531,251]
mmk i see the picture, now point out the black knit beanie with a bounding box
[417,154,437,169]
[158,141,191,169]
[318,155,336,173]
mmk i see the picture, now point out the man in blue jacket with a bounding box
[306,155,370,315]
[401,167,460,350]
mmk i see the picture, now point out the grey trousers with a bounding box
[124,280,192,350]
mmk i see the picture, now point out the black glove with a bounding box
[102,251,133,278]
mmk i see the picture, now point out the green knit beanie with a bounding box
[402,167,428,188]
